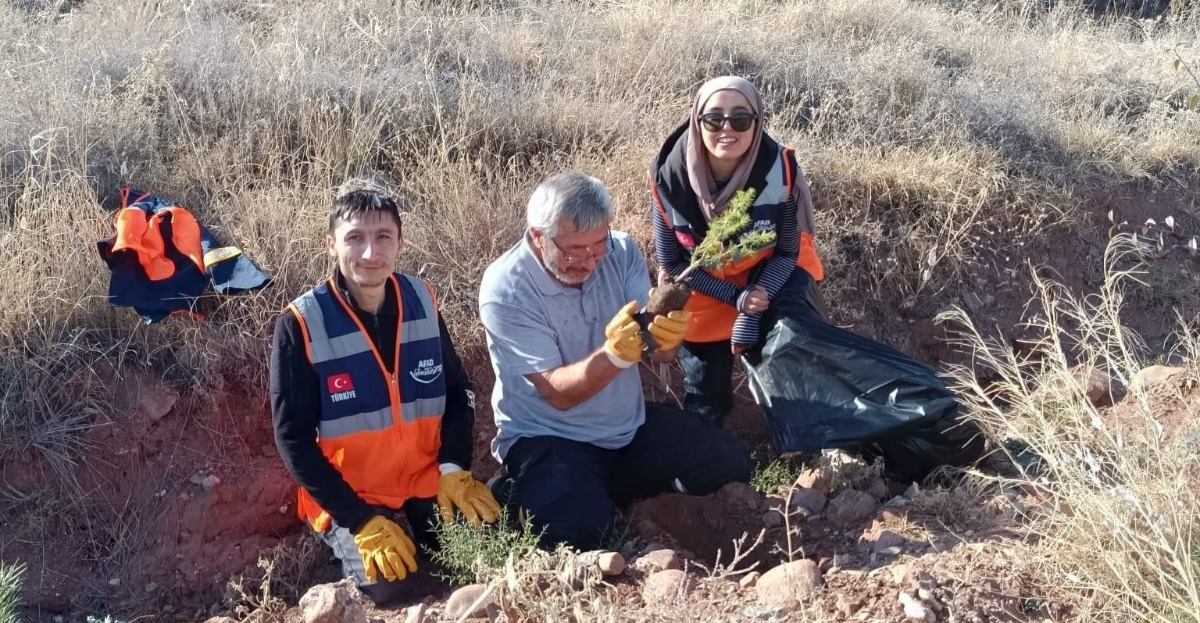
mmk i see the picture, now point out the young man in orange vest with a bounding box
[270,186,499,603]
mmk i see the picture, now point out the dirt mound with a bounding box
[629,482,774,570]
[2,368,296,620]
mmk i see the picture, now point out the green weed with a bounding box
[429,514,543,585]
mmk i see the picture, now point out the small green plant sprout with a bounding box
[645,188,777,318]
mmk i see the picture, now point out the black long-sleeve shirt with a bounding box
[269,273,474,534]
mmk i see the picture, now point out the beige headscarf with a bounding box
[685,76,766,221]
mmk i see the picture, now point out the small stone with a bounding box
[832,553,854,568]
[189,473,221,489]
[643,569,696,603]
[872,530,905,552]
[763,509,784,527]
[738,571,761,590]
[878,546,903,556]
[865,478,889,500]
[836,593,863,616]
[597,552,625,576]
[202,618,237,623]
[108,578,120,587]
[1073,365,1115,407]
[1133,365,1185,389]
[143,582,157,593]
[788,487,827,516]
[899,591,935,622]
[633,548,681,572]
[404,603,428,623]
[890,563,913,585]
[444,584,495,620]
[826,489,877,526]
[740,604,787,620]
[755,559,823,607]
[299,581,367,623]
[796,468,830,493]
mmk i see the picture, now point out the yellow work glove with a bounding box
[648,310,691,352]
[603,300,643,368]
[437,471,501,528]
[352,515,417,584]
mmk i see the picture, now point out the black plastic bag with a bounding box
[743,311,983,481]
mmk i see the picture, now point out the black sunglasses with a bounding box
[698,111,757,133]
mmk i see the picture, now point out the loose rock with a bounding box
[1133,365,1185,389]
[788,487,827,516]
[738,571,761,590]
[755,559,823,607]
[445,584,495,620]
[899,591,935,622]
[796,468,830,493]
[872,530,905,552]
[827,490,877,526]
[643,569,697,604]
[1073,365,1116,407]
[836,593,863,617]
[404,603,427,623]
[298,581,367,623]
[865,478,889,500]
[597,551,625,576]
[633,548,681,572]
[740,604,788,620]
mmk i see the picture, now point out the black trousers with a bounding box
[678,269,822,427]
[502,402,752,551]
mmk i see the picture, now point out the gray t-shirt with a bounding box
[479,231,651,461]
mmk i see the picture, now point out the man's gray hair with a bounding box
[526,171,613,237]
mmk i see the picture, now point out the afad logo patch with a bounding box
[327,373,357,403]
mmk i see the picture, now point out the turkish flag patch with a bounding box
[327,372,355,394]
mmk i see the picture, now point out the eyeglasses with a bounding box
[698,112,757,133]
[542,229,611,264]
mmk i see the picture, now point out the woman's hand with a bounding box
[738,285,770,316]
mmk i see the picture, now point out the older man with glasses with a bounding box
[478,171,752,551]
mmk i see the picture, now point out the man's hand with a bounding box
[353,515,417,583]
[603,301,643,368]
[648,310,691,352]
[437,471,501,528]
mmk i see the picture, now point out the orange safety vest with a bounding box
[289,274,445,532]
[110,189,205,281]
[651,136,823,343]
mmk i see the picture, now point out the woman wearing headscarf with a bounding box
[649,76,825,427]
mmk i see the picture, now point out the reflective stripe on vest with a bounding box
[290,274,446,438]
[658,153,790,258]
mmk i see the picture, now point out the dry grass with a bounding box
[1,0,1198,618]
[939,236,1200,622]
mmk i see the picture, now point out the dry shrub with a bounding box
[485,547,617,623]
[939,236,1200,622]
[223,535,326,621]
